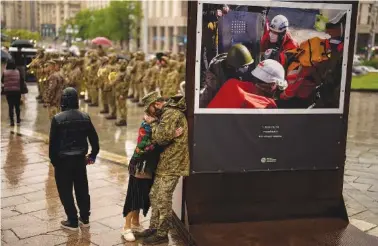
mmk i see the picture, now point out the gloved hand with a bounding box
[86,155,96,165]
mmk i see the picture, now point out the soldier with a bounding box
[178,59,186,84]
[66,58,84,94]
[162,60,181,98]
[28,50,44,101]
[136,57,150,106]
[131,51,145,104]
[44,59,65,120]
[135,92,189,245]
[127,52,137,99]
[97,56,110,113]
[113,60,128,126]
[199,43,255,108]
[142,57,159,95]
[157,56,170,96]
[103,54,119,120]
[86,54,100,106]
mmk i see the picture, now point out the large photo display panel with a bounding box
[191,1,353,172]
[195,1,352,114]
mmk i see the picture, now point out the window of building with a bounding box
[169,26,173,50]
[152,26,157,51]
[160,26,165,50]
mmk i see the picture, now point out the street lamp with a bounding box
[66,25,79,47]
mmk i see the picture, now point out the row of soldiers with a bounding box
[28,48,186,126]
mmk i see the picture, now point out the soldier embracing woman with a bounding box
[121,91,186,243]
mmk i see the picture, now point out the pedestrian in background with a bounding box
[1,59,27,126]
[49,87,100,231]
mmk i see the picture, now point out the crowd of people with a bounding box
[200,6,347,109]
[27,46,186,126]
[2,43,189,245]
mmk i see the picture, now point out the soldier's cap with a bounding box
[46,59,62,66]
[142,91,163,113]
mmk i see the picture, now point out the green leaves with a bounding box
[4,29,41,41]
[67,0,142,44]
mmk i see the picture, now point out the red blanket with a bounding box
[207,79,277,109]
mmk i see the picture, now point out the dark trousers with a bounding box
[54,157,90,222]
[6,94,21,123]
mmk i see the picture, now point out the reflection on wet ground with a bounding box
[1,86,378,244]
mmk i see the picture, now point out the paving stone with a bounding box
[1,195,30,208]
[344,175,358,182]
[1,207,21,219]
[12,219,63,239]
[1,186,39,198]
[351,210,378,226]
[90,205,124,222]
[9,234,69,246]
[1,229,20,243]
[350,219,377,232]
[349,182,372,191]
[367,226,378,237]
[1,214,44,230]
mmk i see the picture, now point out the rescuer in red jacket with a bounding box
[260,15,298,54]
[207,59,288,109]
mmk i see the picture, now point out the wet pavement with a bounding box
[1,85,378,245]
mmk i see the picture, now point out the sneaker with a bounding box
[79,217,90,228]
[60,220,79,231]
[121,229,135,242]
[134,229,157,239]
[143,234,169,245]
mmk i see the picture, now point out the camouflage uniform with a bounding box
[157,57,170,96]
[113,60,128,126]
[28,51,44,100]
[67,58,83,92]
[141,92,189,238]
[87,55,100,106]
[103,54,119,119]
[127,53,137,98]
[131,52,146,104]
[142,58,159,94]
[163,60,181,97]
[97,57,110,113]
[44,60,65,120]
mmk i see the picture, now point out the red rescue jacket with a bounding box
[207,79,277,109]
[261,30,298,53]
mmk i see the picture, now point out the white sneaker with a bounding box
[121,229,135,242]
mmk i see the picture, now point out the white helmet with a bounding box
[251,59,288,90]
[270,15,289,33]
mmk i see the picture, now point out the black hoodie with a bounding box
[49,87,99,165]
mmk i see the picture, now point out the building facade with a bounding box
[356,1,378,52]
[1,1,38,31]
[1,1,84,36]
[85,0,110,10]
[143,0,188,53]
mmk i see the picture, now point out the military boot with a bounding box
[115,120,127,126]
[137,102,144,107]
[105,114,117,120]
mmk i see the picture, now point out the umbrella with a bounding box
[91,37,112,46]
[11,39,34,48]
[1,49,13,62]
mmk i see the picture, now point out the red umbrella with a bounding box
[91,37,112,46]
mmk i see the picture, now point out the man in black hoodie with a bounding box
[49,87,100,231]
